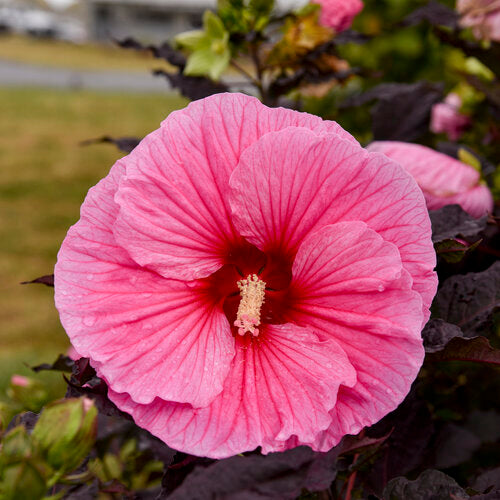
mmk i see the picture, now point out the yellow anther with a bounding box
[234,274,266,336]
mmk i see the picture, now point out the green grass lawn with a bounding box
[0,34,171,72]
[0,87,186,393]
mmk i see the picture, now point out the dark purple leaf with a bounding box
[471,491,500,500]
[136,429,177,466]
[341,82,443,141]
[117,37,186,68]
[465,410,500,444]
[433,423,481,468]
[65,359,130,419]
[383,469,468,500]
[430,205,488,243]
[80,136,141,154]
[338,432,392,456]
[422,319,464,354]
[153,69,229,101]
[168,447,339,500]
[427,336,500,366]
[365,392,434,495]
[334,29,371,44]
[432,262,500,336]
[31,354,74,373]
[6,411,39,433]
[20,274,54,287]
[403,1,459,29]
[473,467,500,494]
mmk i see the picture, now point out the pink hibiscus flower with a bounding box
[367,141,494,219]
[55,93,437,459]
[430,93,471,141]
[315,0,364,32]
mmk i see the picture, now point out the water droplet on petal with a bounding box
[83,316,96,327]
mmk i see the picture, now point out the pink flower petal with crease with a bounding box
[55,163,235,408]
[108,323,356,459]
[113,93,357,281]
[229,127,436,320]
[287,222,424,449]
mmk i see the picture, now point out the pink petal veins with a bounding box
[113,93,357,282]
[108,323,356,459]
[55,163,235,408]
[229,127,436,321]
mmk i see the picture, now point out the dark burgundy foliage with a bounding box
[341,82,443,141]
[153,69,230,101]
[31,354,74,373]
[403,0,459,29]
[80,136,141,154]
[432,262,500,337]
[430,205,488,243]
[422,319,464,353]
[382,469,468,500]
[20,274,54,287]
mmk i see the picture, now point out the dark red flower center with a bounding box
[202,242,292,337]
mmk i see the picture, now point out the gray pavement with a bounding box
[0,58,171,92]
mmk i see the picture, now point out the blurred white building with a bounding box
[86,0,217,43]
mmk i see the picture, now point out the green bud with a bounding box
[0,461,47,500]
[1,426,32,464]
[31,398,97,474]
[7,375,48,413]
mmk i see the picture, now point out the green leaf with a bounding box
[434,238,481,263]
[175,30,207,51]
[458,147,482,172]
[176,10,230,80]
[205,11,227,39]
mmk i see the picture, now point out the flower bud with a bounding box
[1,426,32,463]
[7,375,48,413]
[0,461,47,500]
[31,397,97,474]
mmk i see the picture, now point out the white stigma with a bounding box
[234,274,266,337]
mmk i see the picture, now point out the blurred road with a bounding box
[0,59,170,92]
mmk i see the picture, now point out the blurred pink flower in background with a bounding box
[367,141,494,218]
[10,375,30,387]
[457,0,500,42]
[55,93,436,459]
[315,0,364,32]
[430,93,471,141]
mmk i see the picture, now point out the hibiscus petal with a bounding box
[426,184,494,218]
[287,222,425,449]
[55,163,235,408]
[108,323,356,459]
[229,127,437,319]
[367,141,480,197]
[113,93,357,281]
